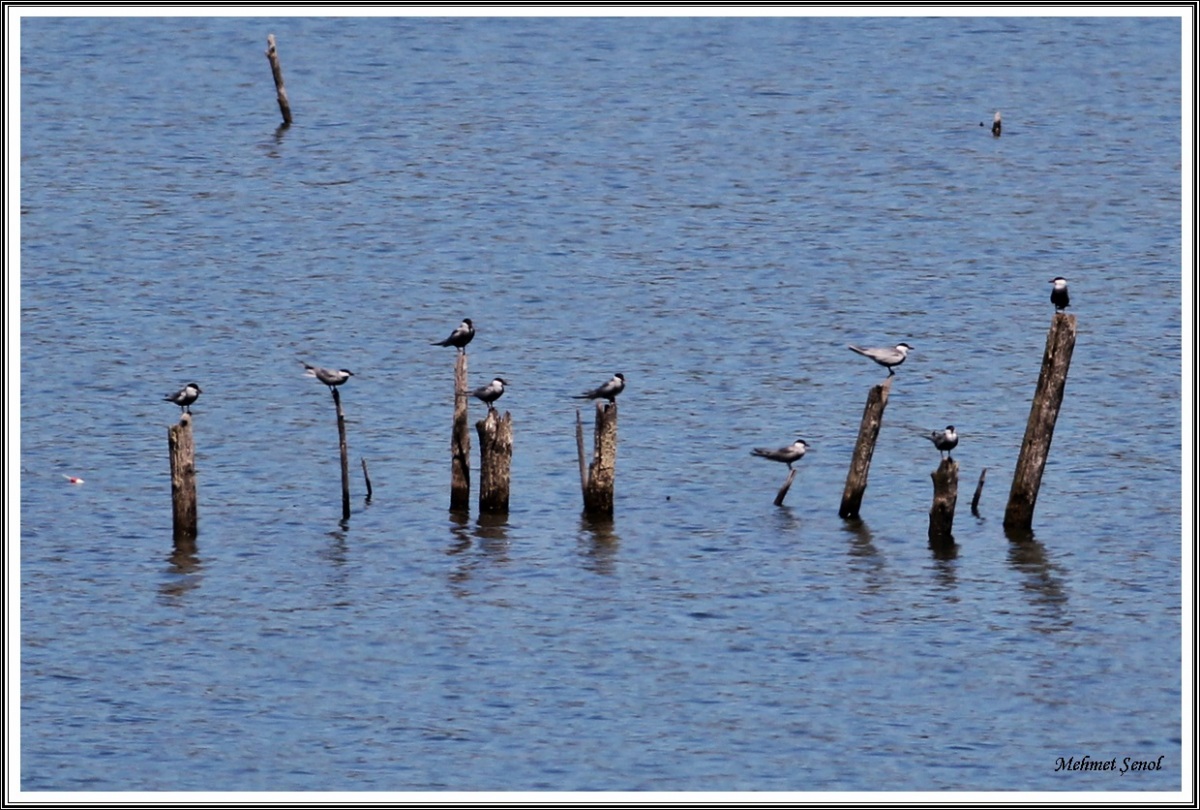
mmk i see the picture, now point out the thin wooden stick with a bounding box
[450,353,470,511]
[971,467,987,516]
[332,387,350,520]
[265,34,292,125]
[774,468,798,507]
[361,457,373,502]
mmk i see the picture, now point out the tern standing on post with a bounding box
[848,343,913,376]
[433,319,475,354]
[164,383,202,414]
[1050,277,1070,311]
[574,373,625,403]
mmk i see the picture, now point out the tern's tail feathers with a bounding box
[848,345,868,356]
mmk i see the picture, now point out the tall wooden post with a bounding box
[167,414,198,542]
[476,409,512,514]
[928,458,959,544]
[839,377,892,519]
[265,34,292,125]
[578,402,618,517]
[332,387,351,520]
[1004,313,1077,533]
[450,353,471,511]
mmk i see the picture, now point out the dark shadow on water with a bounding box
[1005,528,1071,632]
[578,514,620,576]
[841,518,878,559]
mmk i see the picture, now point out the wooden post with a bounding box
[450,353,471,511]
[167,413,198,542]
[578,402,618,516]
[774,468,798,507]
[476,409,512,514]
[971,467,987,517]
[839,377,892,519]
[265,34,292,125]
[1004,313,1077,532]
[928,458,959,544]
[332,387,351,520]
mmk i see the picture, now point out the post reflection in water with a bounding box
[1006,531,1071,633]
[578,515,619,577]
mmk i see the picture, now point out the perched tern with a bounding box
[164,383,202,413]
[750,439,810,469]
[926,426,959,460]
[848,343,913,375]
[1050,277,1070,311]
[433,319,475,353]
[574,373,625,403]
[302,362,354,390]
[472,377,508,410]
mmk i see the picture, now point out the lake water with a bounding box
[16,12,1186,795]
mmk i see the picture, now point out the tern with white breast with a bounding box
[848,343,913,376]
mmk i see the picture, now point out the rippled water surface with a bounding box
[17,14,1184,793]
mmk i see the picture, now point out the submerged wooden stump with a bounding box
[265,34,292,125]
[450,353,471,511]
[167,413,198,542]
[1004,313,1077,533]
[839,377,892,519]
[476,409,513,514]
[928,458,959,544]
[577,401,618,517]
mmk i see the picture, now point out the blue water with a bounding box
[17,14,1184,793]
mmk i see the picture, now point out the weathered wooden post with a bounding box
[476,409,512,513]
[928,458,959,544]
[577,402,618,516]
[971,467,987,517]
[167,413,198,542]
[450,353,471,511]
[1004,313,1077,533]
[331,388,351,520]
[839,376,892,519]
[265,34,292,125]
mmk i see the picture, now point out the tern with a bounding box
[926,426,959,460]
[472,377,508,411]
[433,319,475,353]
[574,373,625,403]
[164,382,202,413]
[848,343,913,375]
[302,361,354,390]
[750,439,810,469]
[1050,277,1070,311]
